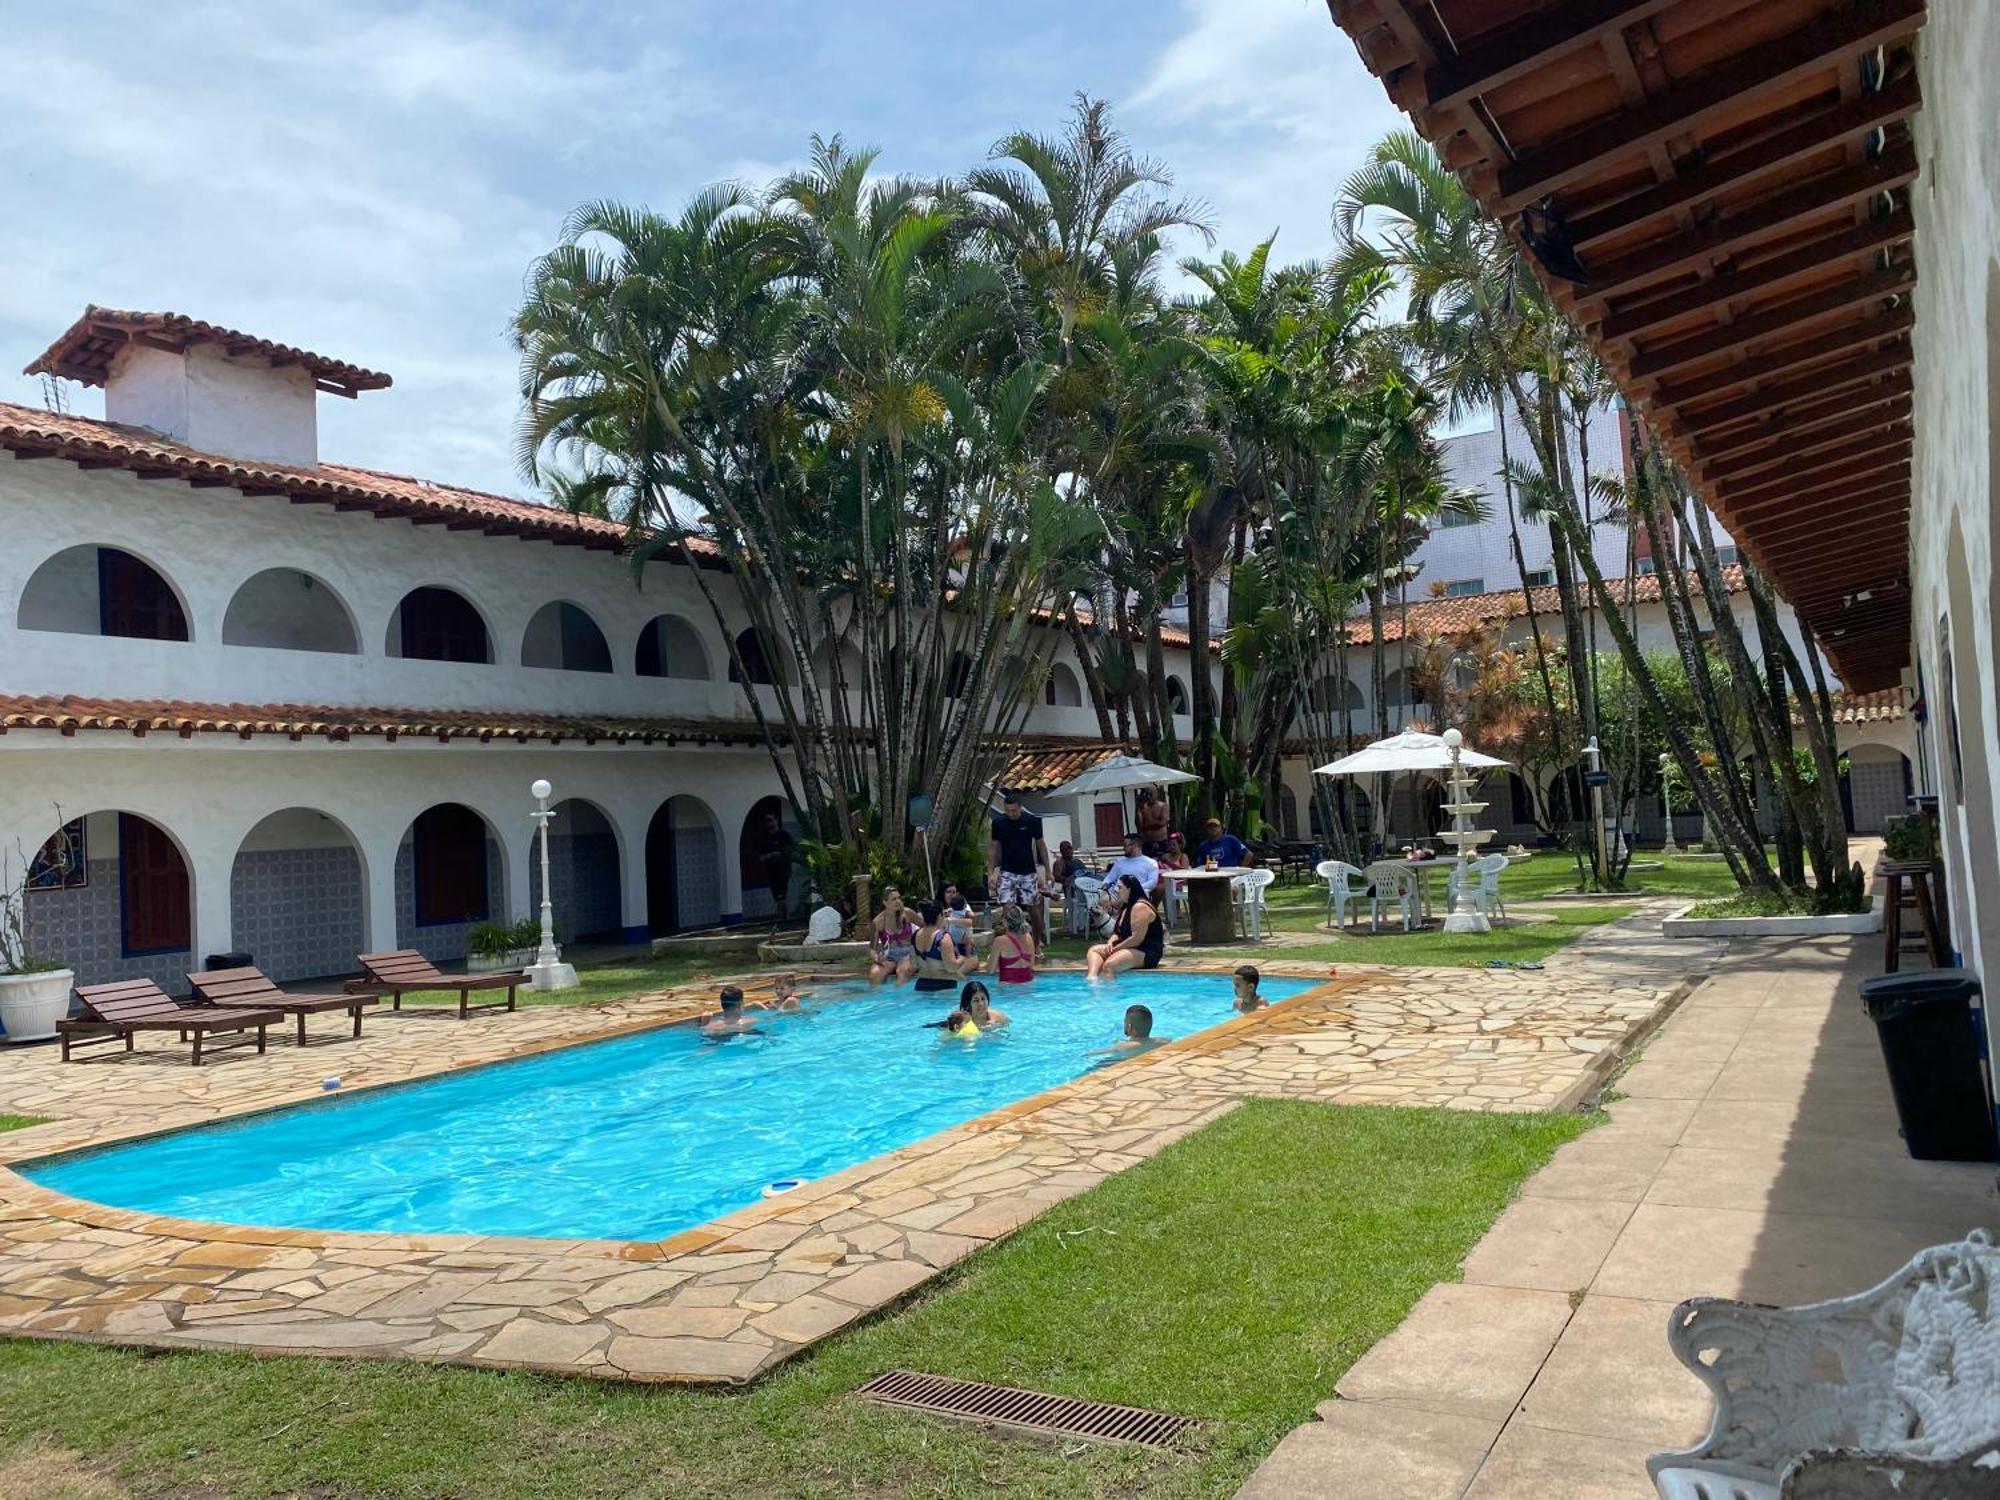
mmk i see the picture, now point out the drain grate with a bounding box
[854,1368,1195,1449]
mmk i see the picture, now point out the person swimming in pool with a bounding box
[961,978,1009,1030]
[938,1007,980,1039]
[1090,1003,1166,1063]
[700,985,761,1037]
[906,900,966,993]
[1232,964,1267,1013]
[757,973,806,1012]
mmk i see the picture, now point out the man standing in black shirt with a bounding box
[987,789,1050,945]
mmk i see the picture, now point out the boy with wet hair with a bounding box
[1232,965,1267,1012]
[701,985,760,1036]
[1091,1003,1165,1061]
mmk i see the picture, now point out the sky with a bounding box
[0,0,1404,499]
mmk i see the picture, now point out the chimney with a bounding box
[25,307,392,470]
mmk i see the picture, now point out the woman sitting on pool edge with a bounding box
[906,900,966,993]
[869,886,917,985]
[1085,874,1165,979]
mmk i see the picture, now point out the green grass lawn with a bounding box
[0,1114,49,1133]
[0,1100,1589,1500]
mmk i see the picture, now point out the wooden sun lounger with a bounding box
[61,978,283,1065]
[351,950,522,1018]
[187,966,378,1046]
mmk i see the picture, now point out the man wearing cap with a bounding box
[988,790,1051,944]
[1194,816,1252,869]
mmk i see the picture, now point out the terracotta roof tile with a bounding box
[1346,565,1747,646]
[1816,689,1906,726]
[25,307,393,394]
[0,400,723,560]
[0,695,765,746]
[995,744,1126,793]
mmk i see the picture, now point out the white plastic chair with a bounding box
[1446,854,1511,921]
[1234,867,1277,941]
[1068,876,1104,937]
[1316,860,1368,930]
[1364,861,1419,932]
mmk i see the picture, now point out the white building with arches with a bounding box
[0,307,1204,991]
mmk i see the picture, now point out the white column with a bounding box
[182,830,239,966]
[356,825,405,956]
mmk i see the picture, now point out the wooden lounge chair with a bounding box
[61,978,282,1065]
[353,950,522,1018]
[186,966,378,1046]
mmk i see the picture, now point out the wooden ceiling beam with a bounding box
[1722,462,1911,521]
[1678,347,1915,434]
[1583,141,1917,302]
[1630,263,1914,382]
[1566,75,1922,252]
[1652,305,1913,409]
[1598,209,1913,342]
[1696,374,1913,456]
[1703,402,1912,483]
[1749,501,1911,552]
[1719,446,1911,512]
[1400,0,1679,121]
[1492,0,1926,212]
[1774,553,1909,596]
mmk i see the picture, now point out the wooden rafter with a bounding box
[1718,444,1912,512]
[1629,263,1914,382]
[1702,402,1912,483]
[1491,0,1926,211]
[1652,303,1914,409]
[1397,0,1679,120]
[1695,374,1913,458]
[1721,463,1912,522]
[1677,348,1914,434]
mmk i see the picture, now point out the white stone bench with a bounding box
[1649,1232,2000,1500]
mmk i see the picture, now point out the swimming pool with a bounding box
[24,972,1315,1242]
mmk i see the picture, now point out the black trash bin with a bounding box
[1859,969,1999,1162]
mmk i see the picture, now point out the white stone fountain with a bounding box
[1438,728,1497,935]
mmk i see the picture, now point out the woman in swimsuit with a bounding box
[961,978,1009,1029]
[992,905,1037,986]
[907,900,965,993]
[1085,874,1165,979]
[870,887,916,985]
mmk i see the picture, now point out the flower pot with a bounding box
[466,949,534,974]
[0,968,74,1043]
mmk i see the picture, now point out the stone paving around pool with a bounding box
[0,903,1722,1385]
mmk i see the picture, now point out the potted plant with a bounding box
[465,917,540,974]
[0,824,75,1043]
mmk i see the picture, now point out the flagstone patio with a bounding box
[1239,931,2000,1500]
[0,909,1715,1385]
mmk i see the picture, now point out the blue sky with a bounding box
[0,0,1402,497]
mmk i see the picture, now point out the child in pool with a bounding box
[1232,964,1267,1013]
[756,974,806,1011]
[992,905,1037,985]
[1090,1003,1165,1061]
[938,1008,980,1039]
[700,985,760,1036]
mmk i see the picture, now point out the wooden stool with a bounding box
[1880,859,1948,972]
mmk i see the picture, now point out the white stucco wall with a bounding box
[1906,0,2000,1037]
[105,343,320,468]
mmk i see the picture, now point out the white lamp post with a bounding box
[1659,751,1680,856]
[1582,738,1610,884]
[525,778,577,991]
[1439,728,1493,934]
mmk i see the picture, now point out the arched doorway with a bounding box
[1044,662,1083,707]
[645,796,723,933]
[229,809,366,981]
[387,586,492,663]
[728,629,782,685]
[22,809,192,991]
[526,799,623,944]
[394,803,505,962]
[522,601,613,673]
[738,796,800,922]
[636,614,711,679]
[222,569,359,653]
[19,545,190,641]
[1842,743,1914,833]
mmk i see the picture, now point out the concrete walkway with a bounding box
[1239,931,2000,1499]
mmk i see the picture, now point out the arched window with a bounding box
[222,569,358,653]
[1044,662,1084,707]
[635,614,711,679]
[522,601,612,673]
[729,628,781,685]
[19,545,189,641]
[388,587,490,664]
[1165,677,1190,716]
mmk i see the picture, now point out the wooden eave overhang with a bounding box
[1325,0,1927,690]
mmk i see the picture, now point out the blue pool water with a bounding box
[25,972,1315,1241]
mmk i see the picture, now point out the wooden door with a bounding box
[119,814,190,954]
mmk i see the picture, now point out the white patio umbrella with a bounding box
[1041,754,1200,850]
[1313,732,1510,849]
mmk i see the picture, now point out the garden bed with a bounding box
[1661,894,1882,939]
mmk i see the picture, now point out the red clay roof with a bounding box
[1822,689,1905,725]
[0,400,725,559]
[0,695,771,746]
[1346,565,1747,646]
[997,743,1126,792]
[25,307,393,395]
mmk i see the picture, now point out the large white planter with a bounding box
[0,968,74,1043]
[466,949,534,975]
[1661,897,1884,939]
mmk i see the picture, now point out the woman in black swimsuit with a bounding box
[1085,874,1165,979]
[907,900,964,993]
